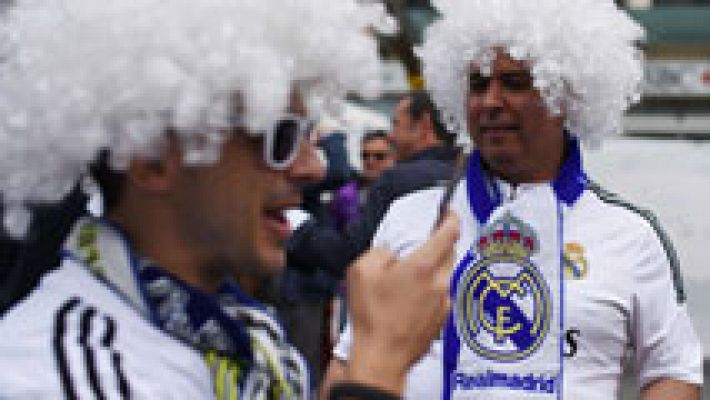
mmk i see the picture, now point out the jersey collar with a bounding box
[466,133,587,224]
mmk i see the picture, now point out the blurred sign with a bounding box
[644,60,710,96]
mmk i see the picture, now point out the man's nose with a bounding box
[287,139,325,185]
[481,79,505,109]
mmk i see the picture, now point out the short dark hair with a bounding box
[89,150,126,214]
[406,90,454,146]
[361,129,393,147]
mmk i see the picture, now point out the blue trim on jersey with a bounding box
[443,251,474,400]
[553,136,587,206]
[557,201,565,400]
[466,152,499,224]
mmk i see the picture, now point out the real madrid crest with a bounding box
[563,242,588,280]
[454,213,551,362]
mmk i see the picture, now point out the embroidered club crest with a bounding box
[454,213,551,362]
[563,242,588,280]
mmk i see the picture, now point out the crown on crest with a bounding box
[477,213,538,258]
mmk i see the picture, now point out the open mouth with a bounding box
[264,208,287,224]
[263,204,298,241]
[480,124,520,135]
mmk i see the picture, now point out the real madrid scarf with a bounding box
[443,135,586,400]
[61,218,311,399]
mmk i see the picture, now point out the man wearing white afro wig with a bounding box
[325,0,703,399]
[0,0,461,399]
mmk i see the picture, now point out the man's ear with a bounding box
[125,141,182,194]
[416,111,435,141]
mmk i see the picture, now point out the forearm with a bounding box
[328,382,400,400]
[641,378,701,400]
[345,339,408,396]
[324,354,404,400]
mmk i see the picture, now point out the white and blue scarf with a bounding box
[443,135,586,400]
[61,218,311,399]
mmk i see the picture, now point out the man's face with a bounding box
[389,98,418,160]
[172,100,321,278]
[361,137,395,183]
[466,50,565,183]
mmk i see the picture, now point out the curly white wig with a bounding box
[0,0,393,236]
[418,0,645,145]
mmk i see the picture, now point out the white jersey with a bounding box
[0,258,213,399]
[335,178,703,399]
[0,216,311,399]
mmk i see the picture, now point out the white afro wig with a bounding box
[0,0,393,236]
[418,0,645,145]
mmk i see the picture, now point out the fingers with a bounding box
[347,247,396,280]
[433,212,461,247]
[433,244,456,289]
[405,212,460,272]
[434,296,452,331]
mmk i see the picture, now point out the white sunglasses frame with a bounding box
[226,113,312,170]
[261,114,313,170]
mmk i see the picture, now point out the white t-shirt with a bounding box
[0,259,214,399]
[335,179,703,399]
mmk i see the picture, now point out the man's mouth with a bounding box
[263,202,299,241]
[264,208,288,223]
[480,124,520,135]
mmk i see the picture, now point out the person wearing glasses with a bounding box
[0,1,458,399]
[325,0,703,399]
[288,90,458,279]
[329,130,396,233]
[360,131,397,188]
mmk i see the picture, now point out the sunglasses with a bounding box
[227,114,313,170]
[361,151,392,161]
[469,71,534,94]
[261,114,315,170]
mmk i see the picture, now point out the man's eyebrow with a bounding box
[469,70,530,75]
[498,71,531,76]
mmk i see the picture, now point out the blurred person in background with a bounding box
[0,1,459,399]
[329,130,396,232]
[323,0,703,399]
[302,129,354,226]
[288,90,458,279]
[0,188,88,315]
[271,126,356,382]
[322,129,397,378]
[389,91,455,163]
[288,91,458,383]
[360,130,397,185]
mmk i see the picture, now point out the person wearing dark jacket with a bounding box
[329,130,396,231]
[0,187,87,315]
[302,131,356,225]
[287,90,458,279]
